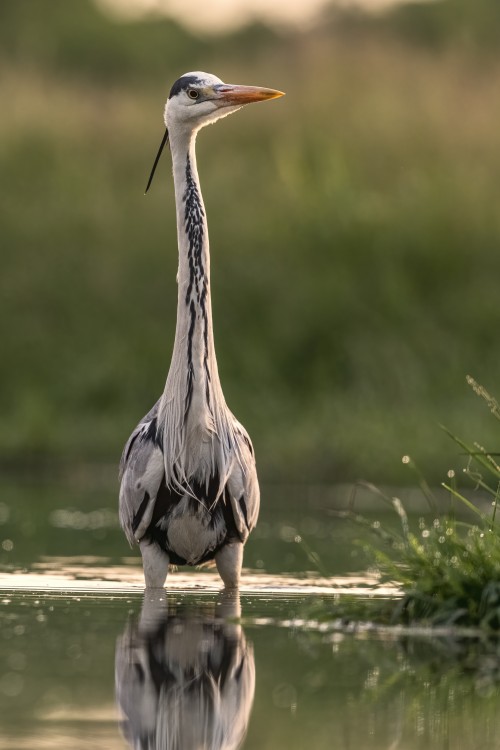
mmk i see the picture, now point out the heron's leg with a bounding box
[215,542,243,589]
[139,540,169,589]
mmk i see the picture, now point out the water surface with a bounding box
[0,480,499,749]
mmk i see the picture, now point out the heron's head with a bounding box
[145,71,284,192]
[165,71,284,132]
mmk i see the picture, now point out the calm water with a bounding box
[0,479,499,749]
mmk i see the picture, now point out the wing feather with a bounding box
[226,428,260,543]
[119,400,165,546]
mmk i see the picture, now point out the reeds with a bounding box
[347,378,500,629]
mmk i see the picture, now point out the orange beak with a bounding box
[215,84,285,106]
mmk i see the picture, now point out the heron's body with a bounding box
[119,72,283,588]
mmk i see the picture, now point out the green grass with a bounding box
[338,378,500,630]
[2,1,500,484]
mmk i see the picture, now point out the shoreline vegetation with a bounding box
[330,377,500,631]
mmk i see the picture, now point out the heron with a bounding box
[119,72,284,589]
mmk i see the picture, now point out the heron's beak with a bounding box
[215,84,285,106]
[145,127,169,194]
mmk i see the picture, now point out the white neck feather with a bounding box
[158,128,239,491]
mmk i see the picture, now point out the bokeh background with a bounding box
[2,0,500,488]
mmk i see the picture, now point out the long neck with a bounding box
[165,129,224,427]
[158,128,246,489]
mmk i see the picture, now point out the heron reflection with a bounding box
[115,592,255,750]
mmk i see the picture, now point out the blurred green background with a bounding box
[1,0,500,487]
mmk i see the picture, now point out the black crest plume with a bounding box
[145,128,169,194]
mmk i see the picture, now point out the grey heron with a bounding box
[119,72,284,589]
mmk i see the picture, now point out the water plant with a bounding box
[343,377,500,630]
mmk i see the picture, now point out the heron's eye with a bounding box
[187,89,199,100]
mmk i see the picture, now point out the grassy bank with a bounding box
[337,379,500,629]
[1,1,500,483]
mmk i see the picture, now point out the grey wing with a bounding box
[226,423,260,543]
[119,400,165,547]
